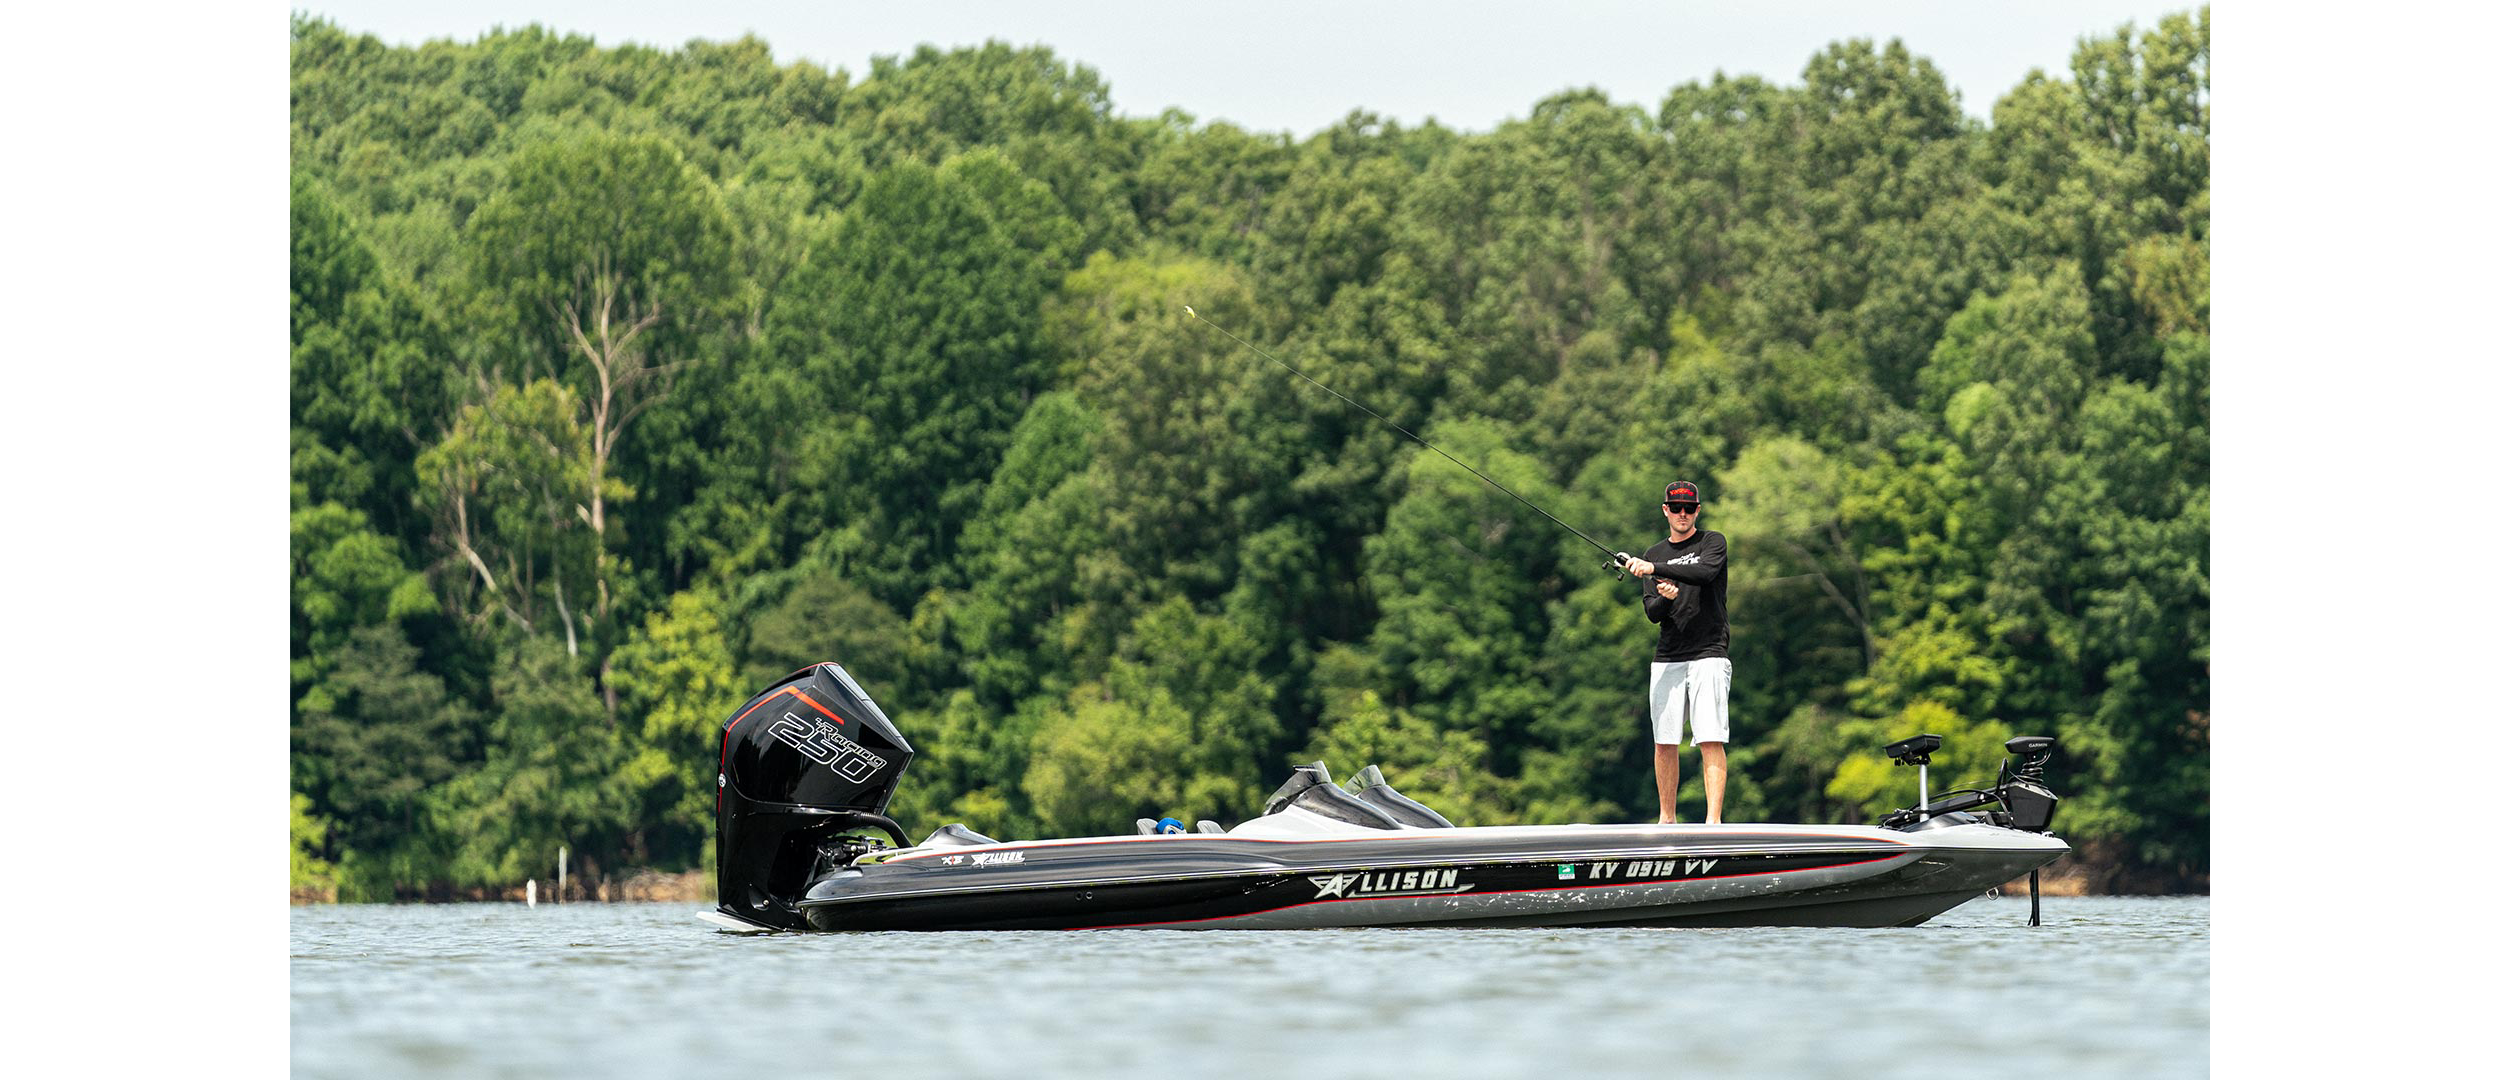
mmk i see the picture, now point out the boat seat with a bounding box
[1267,764,1403,829]
[1348,765,1456,828]
[1196,820,1225,834]
[918,823,1002,848]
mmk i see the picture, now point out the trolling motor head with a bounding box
[1885,733,1945,807]
[1884,734,1943,767]
[714,663,914,930]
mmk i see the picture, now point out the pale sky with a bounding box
[296,0,2200,134]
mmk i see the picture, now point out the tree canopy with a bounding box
[290,9,2210,899]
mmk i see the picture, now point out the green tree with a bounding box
[606,587,748,865]
[416,379,613,653]
[1337,418,1564,788]
[763,157,1053,602]
[467,132,737,630]
[428,637,640,889]
[837,40,1144,253]
[1713,436,1876,664]
[290,177,451,543]
[292,623,478,898]
[291,793,342,900]
[1023,598,1286,835]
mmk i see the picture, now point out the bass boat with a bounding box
[704,663,2068,932]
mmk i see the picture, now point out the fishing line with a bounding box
[1184,305,1641,576]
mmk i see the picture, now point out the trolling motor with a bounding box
[1878,735,2060,833]
[1878,734,2062,926]
[712,662,915,931]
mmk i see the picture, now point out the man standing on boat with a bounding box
[1621,480,1730,825]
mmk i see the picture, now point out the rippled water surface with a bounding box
[292,896,2207,1079]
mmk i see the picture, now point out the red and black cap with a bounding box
[1663,480,1701,506]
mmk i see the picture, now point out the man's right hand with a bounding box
[1624,557,1656,577]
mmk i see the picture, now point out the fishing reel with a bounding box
[1611,552,1672,593]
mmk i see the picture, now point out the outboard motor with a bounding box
[715,663,914,931]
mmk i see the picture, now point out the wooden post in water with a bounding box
[527,879,538,908]
[559,846,568,903]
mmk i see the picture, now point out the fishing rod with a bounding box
[1183,305,1646,579]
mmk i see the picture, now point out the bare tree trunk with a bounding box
[559,270,679,724]
[447,488,498,596]
[553,574,579,658]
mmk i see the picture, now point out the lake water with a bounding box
[291,895,2207,1079]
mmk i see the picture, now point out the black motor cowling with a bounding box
[715,663,914,930]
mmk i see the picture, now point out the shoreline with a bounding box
[292,868,713,905]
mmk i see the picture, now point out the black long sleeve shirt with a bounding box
[1639,529,1728,662]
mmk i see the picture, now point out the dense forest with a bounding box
[289,8,2209,900]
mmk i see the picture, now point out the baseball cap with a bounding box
[1663,481,1701,505]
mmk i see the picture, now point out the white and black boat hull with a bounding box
[795,823,2067,930]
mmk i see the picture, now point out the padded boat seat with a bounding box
[919,823,1002,848]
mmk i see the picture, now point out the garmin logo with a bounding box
[1311,869,1473,900]
[765,711,888,782]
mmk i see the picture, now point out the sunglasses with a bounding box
[1665,503,1699,514]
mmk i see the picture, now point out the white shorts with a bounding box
[1649,658,1731,746]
